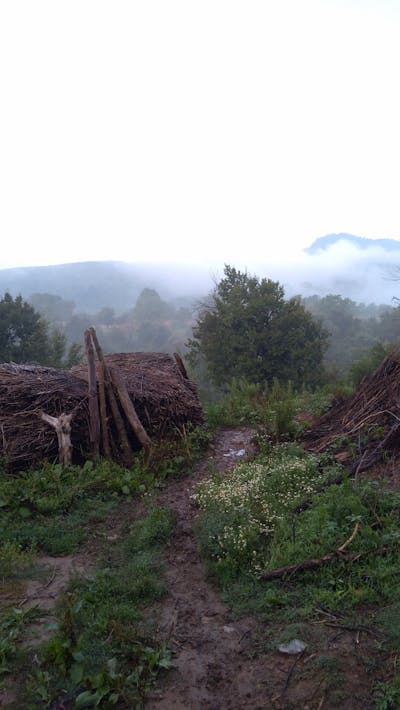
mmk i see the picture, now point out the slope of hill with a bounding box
[305,233,400,254]
[0,261,210,313]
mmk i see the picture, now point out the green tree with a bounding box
[28,292,76,323]
[187,266,327,388]
[0,292,51,363]
[132,289,174,323]
[0,293,82,367]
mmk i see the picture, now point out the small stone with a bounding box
[278,639,307,655]
[223,625,237,634]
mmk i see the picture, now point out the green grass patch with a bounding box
[204,377,334,436]
[18,507,174,708]
[0,426,211,557]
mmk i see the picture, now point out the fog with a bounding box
[142,239,400,306]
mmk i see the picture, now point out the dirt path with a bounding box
[146,427,286,710]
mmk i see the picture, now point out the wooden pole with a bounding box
[41,412,73,466]
[98,360,111,457]
[109,366,151,450]
[88,327,134,466]
[173,352,189,379]
[84,329,100,457]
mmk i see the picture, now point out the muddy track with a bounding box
[146,427,284,710]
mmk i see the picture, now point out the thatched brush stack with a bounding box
[72,352,203,438]
[0,363,89,470]
[0,347,203,471]
[305,345,400,472]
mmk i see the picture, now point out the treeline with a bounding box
[302,294,400,378]
[28,288,194,357]
[1,272,400,385]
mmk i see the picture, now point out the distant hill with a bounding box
[305,233,400,254]
[0,261,211,314]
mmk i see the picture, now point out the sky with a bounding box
[1,0,400,270]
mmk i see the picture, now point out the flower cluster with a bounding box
[194,445,326,570]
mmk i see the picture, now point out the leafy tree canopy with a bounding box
[187,265,328,388]
[0,292,82,367]
[132,288,175,323]
[28,292,76,323]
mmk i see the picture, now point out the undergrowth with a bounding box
[0,425,211,556]
[18,508,174,708]
[195,443,400,706]
[204,377,334,434]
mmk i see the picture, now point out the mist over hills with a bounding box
[0,261,211,313]
[305,233,400,255]
[0,233,400,311]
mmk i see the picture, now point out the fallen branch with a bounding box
[261,544,395,581]
[259,521,400,581]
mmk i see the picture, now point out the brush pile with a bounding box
[0,364,89,471]
[304,345,400,472]
[0,330,203,471]
[72,351,203,439]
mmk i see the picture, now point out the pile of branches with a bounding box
[304,345,400,473]
[73,350,203,439]
[0,330,203,471]
[0,364,90,471]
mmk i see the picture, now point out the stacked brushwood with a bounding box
[304,345,400,473]
[72,330,204,466]
[0,363,89,471]
[0,330,203,471]
[72,352,203,438]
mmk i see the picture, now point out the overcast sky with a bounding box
[1,0,400,270]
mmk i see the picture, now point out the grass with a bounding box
[0,425,212,707]
[204,377,335,435]
[9,508,174,708]
[0,425,211,557]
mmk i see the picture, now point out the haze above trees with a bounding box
[1,234,400,383]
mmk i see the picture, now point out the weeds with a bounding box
[204,377,334,437]
[195,444,400,660]
[194,443,338,580]
[21,508,174,708]
[0,606,42,678]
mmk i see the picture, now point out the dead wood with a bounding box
[174,352,189,379]
[97,360,111,457]
[88,328,134,467]
[304,345,400,474]
[84,329,100,456]
[40,411,74,466]
[261,543,395,581]
[109,366,151,450]
[72,349,203,439]
[0,364,89,470]
[261,521,368,581]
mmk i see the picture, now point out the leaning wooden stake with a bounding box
[173,352,189,379]
[40,412,73,466]
[109,366,151,451]
[84,329,100,457]
[89,327,134,466]
[98,360,111,457]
